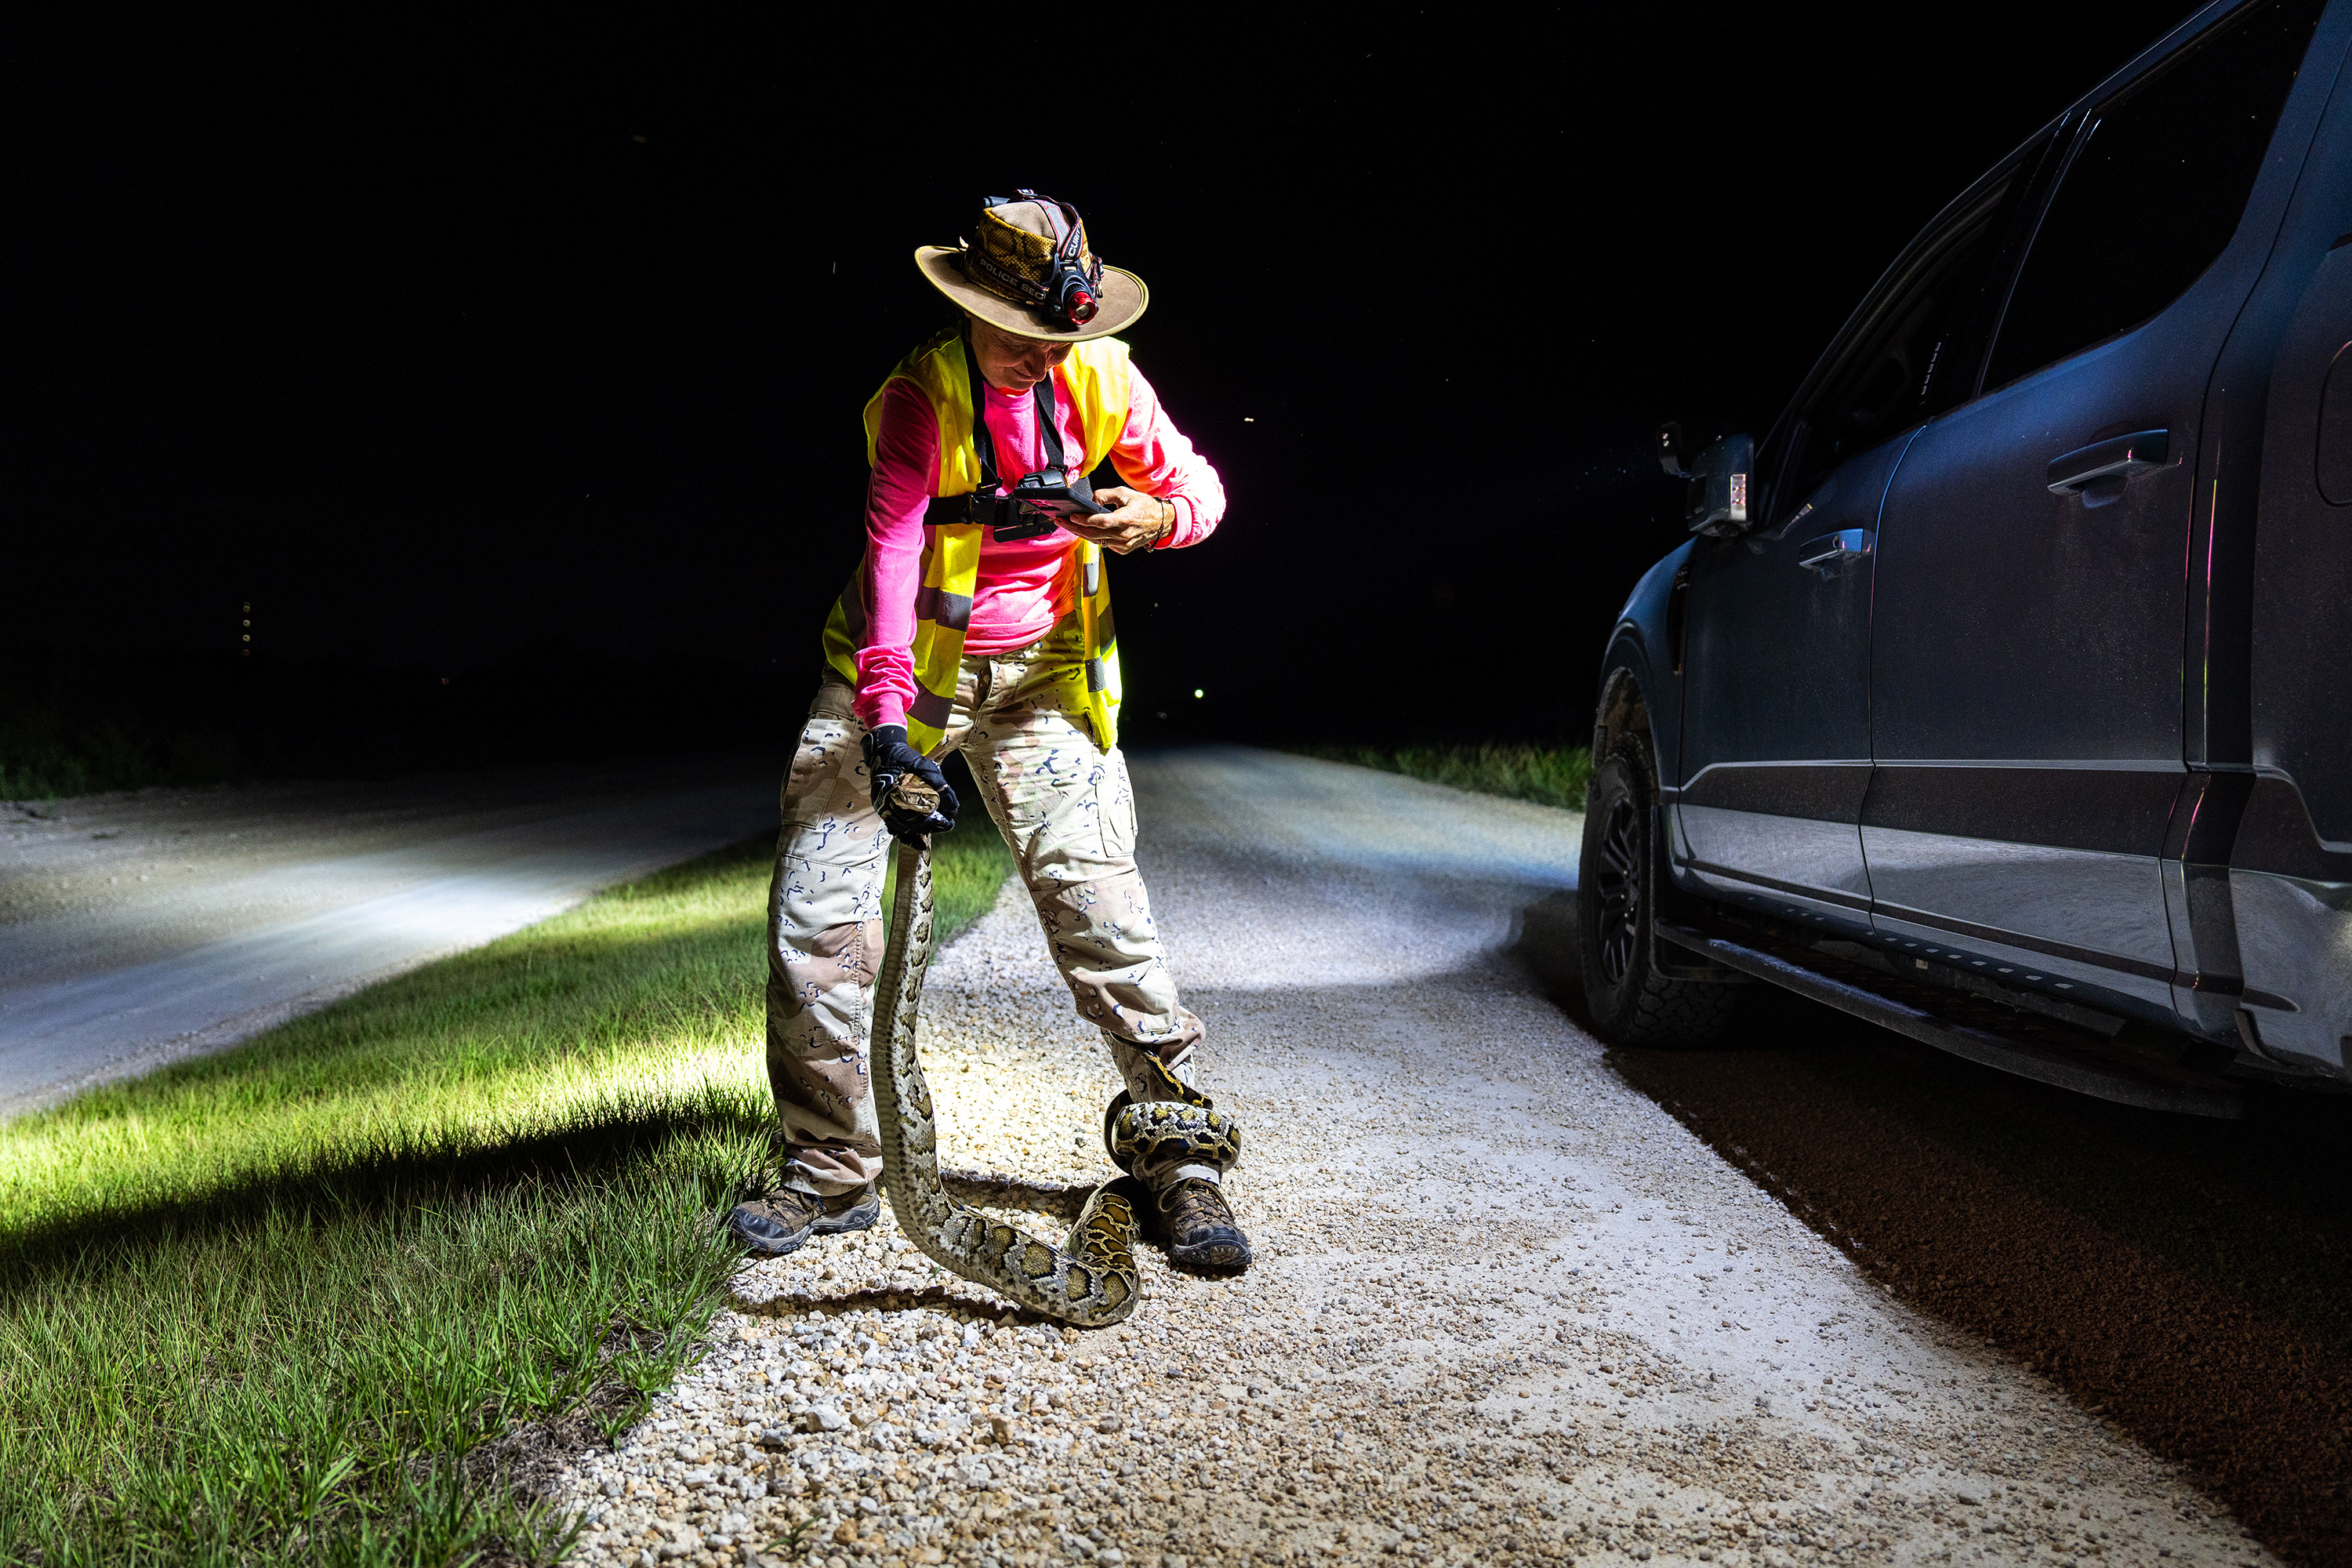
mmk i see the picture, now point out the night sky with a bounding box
[5,7,2191,752]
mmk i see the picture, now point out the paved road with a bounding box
[0,758,775,1114]
[554,747,2270,1568]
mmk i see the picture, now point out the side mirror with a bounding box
[1656,423,1753,535]
[1657,422,1692,477]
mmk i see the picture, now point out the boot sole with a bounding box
[728,1193,880,1257]
[1167,1229,1253,1272]
[728,1209,813,1257]
[814,1196,882,1235]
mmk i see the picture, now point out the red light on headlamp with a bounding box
[1067,289,1098,325]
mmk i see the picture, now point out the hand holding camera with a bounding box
[1060,485,1174,555]
[986,470,1171,554]
[990,466,1107,542]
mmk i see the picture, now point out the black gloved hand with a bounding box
[862,724,960,843]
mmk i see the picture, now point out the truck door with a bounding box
[1674,160,2038,934]
[1863,0,2330,1023]
[2225,13,2352,1072]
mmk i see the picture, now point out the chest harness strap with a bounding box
[924,332,1067,541]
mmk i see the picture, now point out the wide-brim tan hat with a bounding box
[916,192,1148,343]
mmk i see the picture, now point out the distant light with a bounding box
[1192,689,1204,699]
[1243,417,1254,423]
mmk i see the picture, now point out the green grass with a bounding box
[0,822,1015,1565]
[1300,742,1594,812]
[0,717,176,802]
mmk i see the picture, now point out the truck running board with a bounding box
[1653,918,2244,1119]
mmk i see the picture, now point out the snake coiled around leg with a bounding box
[874,837,1246,1327]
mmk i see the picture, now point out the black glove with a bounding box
[862,725,960,843]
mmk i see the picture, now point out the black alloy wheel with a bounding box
[1577,730,1744,1047]
[1592,790,1645,986]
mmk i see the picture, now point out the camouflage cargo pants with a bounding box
[765,620,1214,1196]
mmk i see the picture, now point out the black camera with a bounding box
[991,466,1107,542]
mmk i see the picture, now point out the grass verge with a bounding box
[0,822,1014,1564]
[1298,742,1594,811]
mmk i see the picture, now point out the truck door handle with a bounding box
[1796,529,1873,578]
[2046,429,2169,503]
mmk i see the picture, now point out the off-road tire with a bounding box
[1578,731,1743,1047]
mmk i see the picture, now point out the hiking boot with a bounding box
[728,1183,880,1257]
[1151,1178,1252,1272]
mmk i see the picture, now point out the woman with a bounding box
[727,191,1249,1271]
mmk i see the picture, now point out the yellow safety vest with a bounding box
[822,325,1132,754]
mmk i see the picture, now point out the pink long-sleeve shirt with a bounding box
[853,359,1225,731]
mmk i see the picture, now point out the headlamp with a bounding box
[974,190,1105,331]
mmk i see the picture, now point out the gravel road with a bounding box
[556,748,2274,1568]
[0,757,774,1114]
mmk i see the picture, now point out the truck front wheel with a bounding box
[1578,732,1743,1047]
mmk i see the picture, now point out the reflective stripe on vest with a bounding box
[822,327,1134,754]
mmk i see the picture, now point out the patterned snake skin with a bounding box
[872,837,1240,1327]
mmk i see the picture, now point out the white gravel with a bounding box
[551,748,2278,1568]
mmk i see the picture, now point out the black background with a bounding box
[2,6,2193,770]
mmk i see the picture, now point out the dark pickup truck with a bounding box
[1579,0,2352,1117]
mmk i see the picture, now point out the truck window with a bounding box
[1983,0,2325,390]
[1773,177,2021,510]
